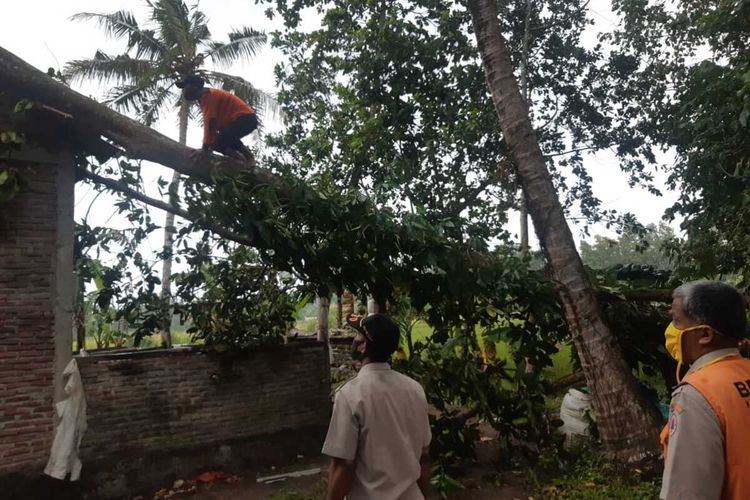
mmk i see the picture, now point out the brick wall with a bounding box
[77,342,330,465]
[330,334,356,367]
[0,163,60,475]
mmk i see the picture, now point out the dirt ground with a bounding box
[137,431,532,500]
[139,459,530,500]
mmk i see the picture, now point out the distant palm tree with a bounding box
[65,0,275,347]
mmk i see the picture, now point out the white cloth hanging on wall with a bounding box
[44,358,87,481]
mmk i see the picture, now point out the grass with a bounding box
[405,319,575,382]
[79,312,575,386]
[534,448,661,499]
[267,479,326,500]
[78,330,197,351]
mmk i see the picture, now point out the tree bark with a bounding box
[336,293,343,328]
[520,200,529,254]
[74,274,86,353]
[518,0,532,255]
[159,101,189,347]
[367,297,380,315]
[317,295,330,343]
[468,0,660,461]
[342,290,354,318]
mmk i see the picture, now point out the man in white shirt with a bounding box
[323,313,431,500]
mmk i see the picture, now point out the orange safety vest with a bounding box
[660,356,750,499]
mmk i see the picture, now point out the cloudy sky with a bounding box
[0,0,678,257]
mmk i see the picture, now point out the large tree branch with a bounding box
[77,168,256,247]
[544,143,615,158]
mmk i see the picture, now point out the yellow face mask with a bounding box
[664,322,709,382]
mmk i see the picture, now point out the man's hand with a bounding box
[326,457,355,500]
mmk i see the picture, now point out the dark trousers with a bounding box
[214,113,257,154]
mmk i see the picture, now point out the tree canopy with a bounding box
[608,0,750,282]
[581,222,675,270]
[260,0,660,244]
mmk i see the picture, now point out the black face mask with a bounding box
[351,339,366,361]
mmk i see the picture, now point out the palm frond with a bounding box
[63,51,156,84]
[149,0,196,57]
[132,29,166,60]
[106,83,156,113]
[139,85,177,126]
[190,7,211,43]
[206,27,267,68]
[71,11,166,59]
[105,70,172,109]
[205,71,283,121]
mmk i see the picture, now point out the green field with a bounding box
[78,330,198,351]
[397,320,574,382]
[81,318,574,384]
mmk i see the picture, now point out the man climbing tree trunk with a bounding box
[467,0,660,461]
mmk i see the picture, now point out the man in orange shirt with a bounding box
[177,75,257,164]
[660,280,750,499]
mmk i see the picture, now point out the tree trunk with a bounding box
[520,200,529,254]
[317,295,330,343]
[518,0,531,256]
[336,293,343,328]
[342,289,354,318]
[468,0,660,461]
[74,274,86,352]
[159,101,189,347]
[367,297,380,315]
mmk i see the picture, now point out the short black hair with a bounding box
[362,314,400,362]
[175,74,205,88]
[673,280,748,338]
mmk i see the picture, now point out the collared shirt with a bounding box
[322,362,431,500]
[660,348,740,500]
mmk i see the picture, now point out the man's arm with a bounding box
[660,385,724,500]
[321,391,359,499]
[203,118,217,150]
[418,446,430,495]
[326,457,356,500]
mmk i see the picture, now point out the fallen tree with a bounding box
[0,46,264,184]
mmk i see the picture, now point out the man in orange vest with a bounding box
[177,74,257,166]
[660,280,750,499]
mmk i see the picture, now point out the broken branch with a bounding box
[77,168,257,248]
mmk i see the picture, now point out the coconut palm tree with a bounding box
[467,0,661,461]
[65,0,276,347]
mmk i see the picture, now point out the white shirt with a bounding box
[45,359,87,481]
[322,363,431,500]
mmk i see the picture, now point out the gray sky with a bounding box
[0,0,678,257]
